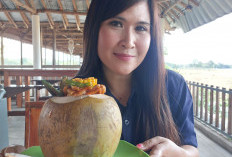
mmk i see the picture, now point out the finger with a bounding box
[136,136,166,151]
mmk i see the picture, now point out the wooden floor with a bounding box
[6,104,232,157]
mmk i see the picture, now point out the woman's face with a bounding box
[98,1,151,76]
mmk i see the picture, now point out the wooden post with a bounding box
[53,29,56,66]
[205,84,208,122]
[16,76,22,108]
[228,89,232,134]
[196,83,199,117]
[40,27,43,66]
[215,86,219,128]
[192,82,196,115]
[200,83,203,119]
[221,88,226,131]
[1,36,3,65]
[25,76,31,102]
[210,85,214,124]
[4,71,11,111]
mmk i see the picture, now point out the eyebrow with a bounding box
[113,16,151,26]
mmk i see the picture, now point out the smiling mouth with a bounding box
[113,53,135,61]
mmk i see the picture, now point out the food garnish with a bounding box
[42,76,106,96]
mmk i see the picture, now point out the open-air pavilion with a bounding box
[0,0,232,156]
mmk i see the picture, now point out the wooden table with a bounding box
[4,85,44,98]
[0,69,78,111]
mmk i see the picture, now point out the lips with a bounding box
[113,53,135,61]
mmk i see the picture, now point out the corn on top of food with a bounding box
[71,77,97,87]
[42,77,106,97]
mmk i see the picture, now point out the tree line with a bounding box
[166,60,232,69]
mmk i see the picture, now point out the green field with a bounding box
[175,68,232,90]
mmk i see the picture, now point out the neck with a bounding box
[103,67,132,106]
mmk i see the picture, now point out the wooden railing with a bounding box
[0,69,78,111]
[187,81,232,137]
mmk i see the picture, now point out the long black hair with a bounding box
[78,0,180,145]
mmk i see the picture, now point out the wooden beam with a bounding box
[161,0,182,17]
[158,2,166,9]
[59,44,83,48]
[36,38,83,43]
[0,2,18,28]
[43,30,83,35]
[164,18,172,30]
[47,13,54,29]
[53,29,56,66]
[12,1,29,29]
[41,0,54,29]
[20,12,29,28]
[54,38,83,41]
[72,0,81,31]
[43,34,82,38]
[37,9,86,16]
[1,21,84,29]
[57,0,69,30]
[55,25,84,30]
[157,0,170,3]
[165,1,184,16]
[86,0,90,9]
[166,1,179,19]
[23,35,83,42]
[11,0,36,14]
[0,8,87,16]
[174,6,184,15]
[4,12,18,28]
[179,1,188,8]
[189,0,199,6]
[1,36,3,65]
[167,12,175,23]
[72,0,78,11]
[24,0,32,8]
[30,0,36,9]
[20,28,31,39]
[170,9,179,19]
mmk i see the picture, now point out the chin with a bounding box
[115,69,133,76]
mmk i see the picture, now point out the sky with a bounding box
[164,12,232,65]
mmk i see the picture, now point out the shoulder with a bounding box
[166,69,185,82]
[165,69,191,112]
[165,69,186,91]
[165,69,192,116]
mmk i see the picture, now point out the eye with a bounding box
[109,20,123,28]
[135,25,148,32]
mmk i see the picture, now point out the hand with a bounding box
[136,136,187,157]
[0,145,25,157]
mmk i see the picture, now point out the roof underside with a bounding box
[0,0,231,55]
[176,0,232,32]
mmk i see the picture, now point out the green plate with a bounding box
[21,140,149,157]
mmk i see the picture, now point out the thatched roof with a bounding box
[0,0,231,55]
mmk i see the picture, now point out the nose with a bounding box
[120,28,135,49]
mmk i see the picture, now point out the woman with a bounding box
[77,0,199,156]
